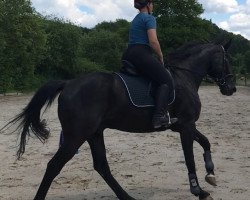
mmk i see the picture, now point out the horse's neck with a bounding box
[172,67,202,91]
[173,54,210,90]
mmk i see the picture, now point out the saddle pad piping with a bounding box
[115,73,155,108]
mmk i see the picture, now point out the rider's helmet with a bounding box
[134,0,152,9]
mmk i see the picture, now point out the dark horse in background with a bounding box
[2,41,236,200]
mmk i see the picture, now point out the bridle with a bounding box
[213,46,233,86]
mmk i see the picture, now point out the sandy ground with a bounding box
[0,86,249,200]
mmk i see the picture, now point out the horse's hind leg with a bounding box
[194,129,216,186]
[34,136,85,200]
[88,131,136,200]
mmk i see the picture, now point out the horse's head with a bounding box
[208,40,236,96]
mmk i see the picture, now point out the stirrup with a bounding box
[152,112,178,129]
[166,111,178,126]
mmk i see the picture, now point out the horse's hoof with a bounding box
[199,195,214,200]
[205,174,217,186]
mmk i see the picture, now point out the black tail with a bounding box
[1,80,67,159]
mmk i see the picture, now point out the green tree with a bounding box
[153,0,214,54]
[81,29,125,71]
[232,53,245,74]
[36,18,106,79]
[244,51,250,73]
[154,0,204,19]
[0,0,46,92]
[95,19,130,43]
[37,18,83,78]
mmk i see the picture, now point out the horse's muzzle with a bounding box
[220,84,236,96]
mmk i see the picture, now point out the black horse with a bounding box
[3,41,236,200]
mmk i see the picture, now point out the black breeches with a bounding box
[122,44,174,103]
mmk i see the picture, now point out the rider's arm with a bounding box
[147,29,164,65]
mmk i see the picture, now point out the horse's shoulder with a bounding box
[176,87,200,106]
[174,84,201,122]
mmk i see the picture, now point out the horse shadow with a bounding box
[49,186,193,200]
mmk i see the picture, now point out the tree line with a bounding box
[0,0,250,93]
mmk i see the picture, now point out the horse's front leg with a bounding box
[179,124,213,200]
[194,129,217,186]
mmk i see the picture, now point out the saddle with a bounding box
[117,60,176,108]
[116,60,156,107]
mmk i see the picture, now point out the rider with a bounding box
[122,0,177,129]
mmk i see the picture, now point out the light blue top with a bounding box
[129,12,157,45]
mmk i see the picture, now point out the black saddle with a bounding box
[117,60,175,108]
[116,60,156,107]
[116,72,156,107]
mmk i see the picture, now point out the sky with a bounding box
[30,0,250,40]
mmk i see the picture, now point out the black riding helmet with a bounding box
[134,0,152,9]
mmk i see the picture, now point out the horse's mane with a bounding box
[168,41,209,63]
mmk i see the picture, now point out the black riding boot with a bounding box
[152,84,178,129]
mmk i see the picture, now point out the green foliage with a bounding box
[81,29,125,72]
[213,27,250,75]
[1,0,250,93]
[0,0,46,92]
[244,51,250,73]
[36,18,108,80]
[232,53,244,74]
[154,0,214,55]
[95,19,130,42]
[75,57,107,74]
[36,18,83,79]
[154,0,204,18]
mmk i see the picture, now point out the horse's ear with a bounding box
[223,38,232,51]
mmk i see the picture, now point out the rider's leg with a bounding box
[152,84,178,128]
[122,45,177,128]
[136,47,177,128]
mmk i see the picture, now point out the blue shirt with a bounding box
[129,12,157,45]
